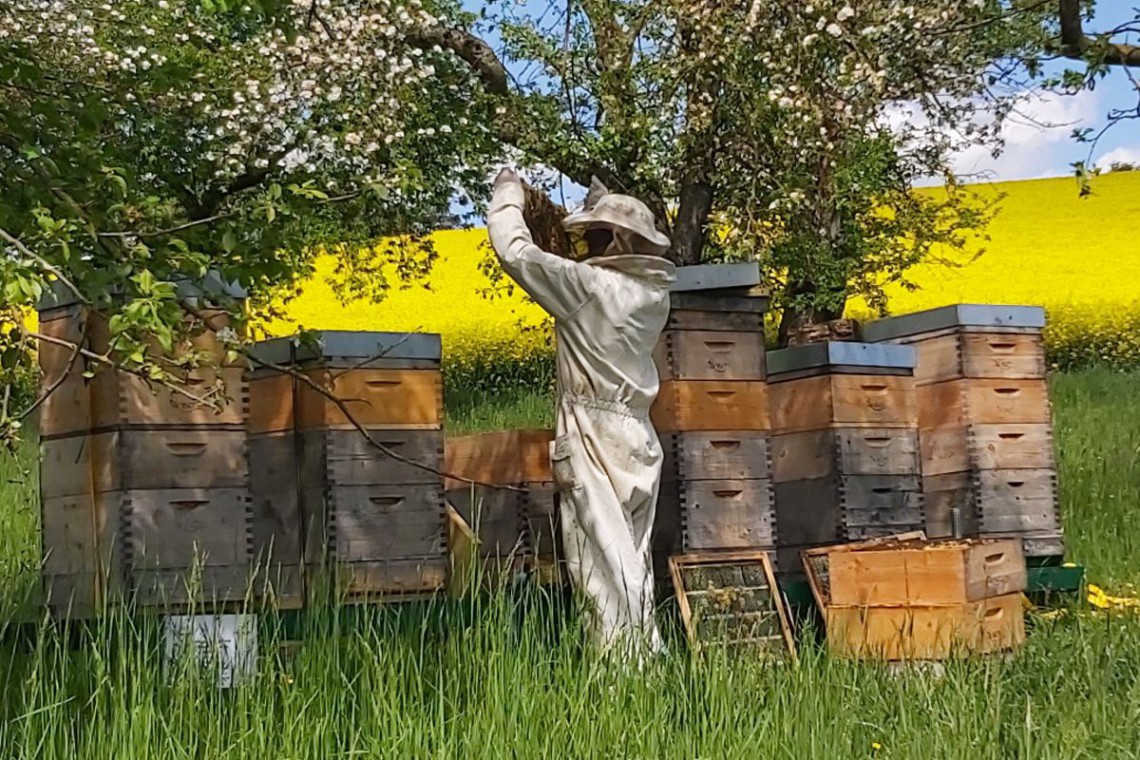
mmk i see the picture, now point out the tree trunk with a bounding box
[776,279,847,347]
[670,179,713,266]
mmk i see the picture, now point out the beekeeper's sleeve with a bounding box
[487,176,593,322]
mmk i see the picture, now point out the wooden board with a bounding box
[827,538,1026,606]
[442,429,553,490]
[825,593,1026,660]
[248,374,295,435]
[125,488,251,570]
[445,487,526,559]
[799,531,927,611]
[335,557,448,598]
[669,292,769,314]
[111,366,246,428]
[916,378,1051,429]
[522,482,560,561]
[841,474,924,533]
[669,551,795,659]
[325,429,443,486]
[771,428,919,482]
[773,477,842,548]
[446,504,479,597]
[920,423,1055,476]
[655,330,766,381]
[921,471,978,539]
[652,380,770,432]
[329,485,446,562]
[975,469,1059,533]
[665,432,771,481]
[959,332,1045,380]
[769,374,916,434]
[129,565,253,608]
[905,331,1045,386]
[773,474,923,548]
[297,368,442,430]
[680,479,775,551]
[667,309,765,332]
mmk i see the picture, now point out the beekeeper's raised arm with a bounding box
[486,168,593,322]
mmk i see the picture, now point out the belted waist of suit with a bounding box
[560,393,651,420]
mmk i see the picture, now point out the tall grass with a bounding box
[0,370,1137,758]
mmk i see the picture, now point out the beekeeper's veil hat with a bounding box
[561,178,671,256]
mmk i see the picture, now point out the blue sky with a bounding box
[458,0,1140,213]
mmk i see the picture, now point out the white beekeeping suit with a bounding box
[487,168,676,657]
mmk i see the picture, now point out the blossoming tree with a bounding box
[0,0,502,445]
[4,0,1116,445]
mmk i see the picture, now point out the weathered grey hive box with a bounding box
[442,430,556,580]
[37,275,252,617]
[768,342,924,572]
[863,305,1061,558]
[651,265,776,578]
[247,331,446,606]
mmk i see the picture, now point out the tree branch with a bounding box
[24,329,216,408]
[1059,0,1140,66]
[407,25,633,197]
[243,348,525,492]
[409,25,510,94]
[0,227,88,306]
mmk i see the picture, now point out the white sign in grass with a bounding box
[162,614,258,689]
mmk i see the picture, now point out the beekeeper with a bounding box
[487,167,676,657]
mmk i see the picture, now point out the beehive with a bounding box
[37,276,251,616]
[863,305,1062,558]
[442,430,558,584]
[651,264,776,576]
[247,331,446,605]
[768,342,924,571]
[805,536,1028,661]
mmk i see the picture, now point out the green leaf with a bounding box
[222,230,237,253]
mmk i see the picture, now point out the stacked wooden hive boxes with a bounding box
[247,331,447,605]
[863,305,1063,559]
[767,342,924,572]
[37,278,251,616]
[442,430,557,582]
[650,264,777,575]
[812,536,1028,660]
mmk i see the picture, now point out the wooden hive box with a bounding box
[37,277,253,617]
[863,305,1062,558]
[247,331,447,605]
[651,264,777,576]
[803,536,1027,661]
[442,430,560,586]
[768,343,924,572]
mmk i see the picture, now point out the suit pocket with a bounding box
[550,435,580,493]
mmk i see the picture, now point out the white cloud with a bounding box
[1095,145,1140,170]
[947,89,1100,182]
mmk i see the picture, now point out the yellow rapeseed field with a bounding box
[269,171,1140,372]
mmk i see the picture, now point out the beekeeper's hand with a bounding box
[492,166,525,209]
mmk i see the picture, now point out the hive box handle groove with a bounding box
[171,500,208,511]
[165,442,207,456]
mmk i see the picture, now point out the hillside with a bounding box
[268,172,1140,351]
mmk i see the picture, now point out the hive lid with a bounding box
[862,304,1046,342]
[670,262,761,293]
[37,271,248,311]
[768,341,916,376]
[249,331,442,367]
